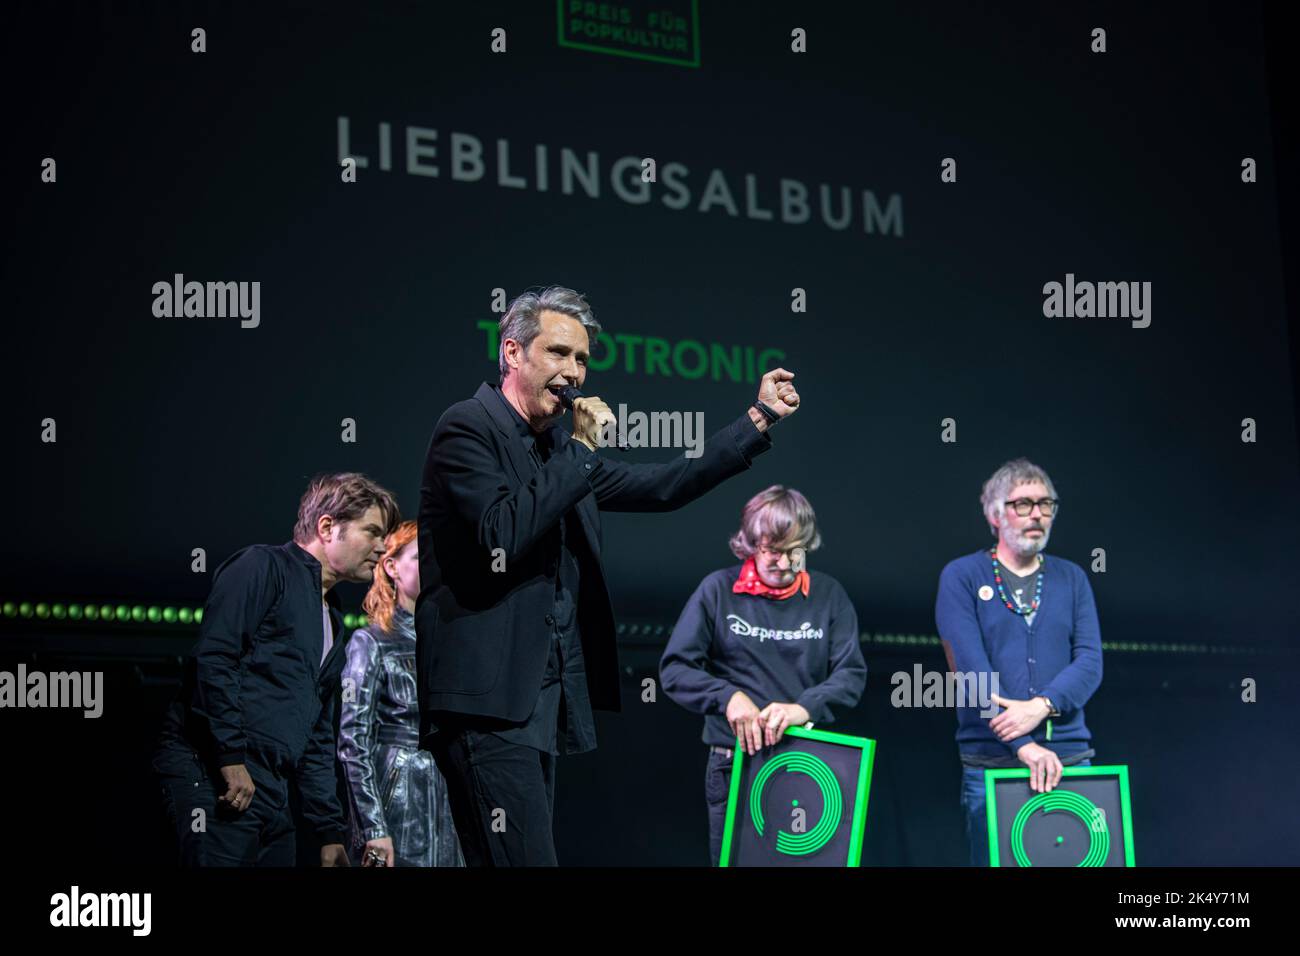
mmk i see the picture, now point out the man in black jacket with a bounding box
[417,286,800,865]
[154,472,399,866]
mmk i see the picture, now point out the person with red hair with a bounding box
[339,520,463,867]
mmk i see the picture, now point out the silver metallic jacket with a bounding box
[338,605,463,866]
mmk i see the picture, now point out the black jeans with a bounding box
[429,726,558,866]
[155,744,295,866]
[704,748,735,867]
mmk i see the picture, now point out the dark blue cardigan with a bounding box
[935,549,1103,760]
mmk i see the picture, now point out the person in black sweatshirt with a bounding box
[660,485,866,866]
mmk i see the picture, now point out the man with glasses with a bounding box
[934,458,1103,866]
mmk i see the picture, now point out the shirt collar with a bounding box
[493,384,537,440]
[283,541,343,611]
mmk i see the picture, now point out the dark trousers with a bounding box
[704,748,735,867]
[429,727,558,866]
[155,744,295,867]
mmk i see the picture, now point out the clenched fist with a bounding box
[751,368,800,432]
[571,395,616,452]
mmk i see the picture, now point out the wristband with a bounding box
[753,400,781,425]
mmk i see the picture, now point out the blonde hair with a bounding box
[361,520,418,633]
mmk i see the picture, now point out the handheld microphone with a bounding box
[553,384,584,410]
[552,385,629,451]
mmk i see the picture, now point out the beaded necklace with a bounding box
[989,548,1044,616]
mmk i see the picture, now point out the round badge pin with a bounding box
[978,585,994,601]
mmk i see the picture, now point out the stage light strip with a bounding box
[1,600,371,632]
[0,601,1277,654]
[613,623,1268,656]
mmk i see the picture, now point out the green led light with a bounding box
[343,613,356,629]
[84,605,99,621]
[178,608,193,624]
[19,602,33,618]
[115,605,130,622]
[36,603,50,619]
[194,607,204,623]
[101,604,114,621]
[68,604,83,620]
[357,614,368,627]
[2,602,16,618]
[163,607,177,623]
[130,605,145,622]
[52,604,66,619]
[147,606,161,623]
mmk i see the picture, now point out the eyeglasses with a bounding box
[1004,498,1059,517]
[757,546,799,559]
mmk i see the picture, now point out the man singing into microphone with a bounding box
[417,285,800,865]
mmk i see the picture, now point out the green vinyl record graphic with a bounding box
[985,765,1135,867]
[720,726,875,867]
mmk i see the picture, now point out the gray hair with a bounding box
[729,485,823,559]
[980,458,1058,537]
[498,286,602,383]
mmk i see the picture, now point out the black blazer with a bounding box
[416,382,772,733]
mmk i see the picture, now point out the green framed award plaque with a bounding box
[985,764,1136,867]
[719,726,876,867]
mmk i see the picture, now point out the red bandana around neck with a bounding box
[732,556,810,600]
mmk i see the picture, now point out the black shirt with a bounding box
[490,387,598,756]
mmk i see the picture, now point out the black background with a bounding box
[2,0,1298,867]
